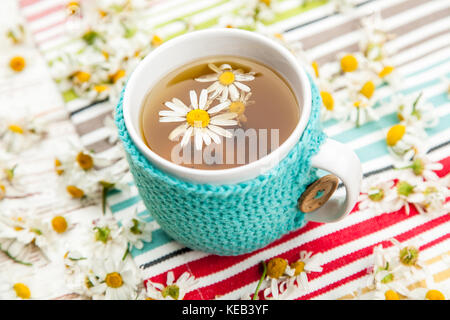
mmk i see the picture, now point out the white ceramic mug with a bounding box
[123,29,362,223]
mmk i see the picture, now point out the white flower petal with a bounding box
[234,81,251,92]
[194,128,203,150]
[190,90,198,109]
[199,89,208,110]
[164,101,189,114]
[159,110,186,117]
[207,101,231,115]
[168,123,188,141]
[159,116,186,123]
[208,124,233,138]
[228,84,240,101]
[180,126,193,147]
[195,74,219,82]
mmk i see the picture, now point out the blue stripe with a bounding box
[110,195,140,213]
[130,229,173,257]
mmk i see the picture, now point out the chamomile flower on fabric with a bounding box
[409,282,448,300]
[411,180,450,216]
[358,178,398,214]
[121,210,154,250]
[159,89,238,151]
[359,12,393,63]
[366,244,411,298]
[0,269,37,300]
[195,64,255,102]
[395,154,443,181]
[263,257,295,299]
[286,251,324,291]
[388,238,428,281]
[385,123,426,161]
[84,215,127,259]
[263,277,299,300]
[89,258,141,300]
[391,178,424,215]
[394,93,438,129]
[4,23,28,46]
[0,116,47,154]
[145,271,198,300]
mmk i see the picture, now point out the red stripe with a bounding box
[436,156,450,178]
[189,211,449,299]
[19,0,41,7]
[32,18,66,35]
[26,3,65,22]
[36,31,66,46]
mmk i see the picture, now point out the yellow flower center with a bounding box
[290,261,305,276]
[151,35,163,47]
[51,216,68,234]
[379,66,394,78]
[267,257,287,279]
[353,101,362,108]
[75,71,91,83]
[229,101,246,115]
[76,152,94,170]
[311,61,319,78]
[360,81,375,99]
[385,290,400,300]
[0,184,5,200]
[105,272,123,288]
[426,290,445,300]
[54,158,64,175]
[110,69,126,83]
[186,109,210,128]
[13,283,31,299]
[340,54,358,72]
[8,124,24,134]
[386,124,406,146]
[66,185,84,198]
[320,91,334,110]
[94,84,109,93]
[10,56,26,72]
[260,0,271,5]
[219,71,235,85]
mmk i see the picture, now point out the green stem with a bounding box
[122,247,129,261]
[412,92,423,113]
[253,261,267,300]
[0,245,32,266]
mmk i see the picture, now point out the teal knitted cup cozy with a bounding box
[115,76,326,256]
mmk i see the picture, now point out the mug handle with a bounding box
[304,139,362,223]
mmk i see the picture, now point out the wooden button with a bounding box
[298,175,339,213]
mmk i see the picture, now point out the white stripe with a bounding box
[385,18,450,54]
[391,33,450,67]
[71,102,112,125]
[79,126,111,146]
[21,0,66,16]
[28,10,66,33]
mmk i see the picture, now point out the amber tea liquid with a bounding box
[140,55,300,170]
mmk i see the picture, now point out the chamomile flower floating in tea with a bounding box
[195,63,255,102]
[229,91,254,124]
[159,89,237,151]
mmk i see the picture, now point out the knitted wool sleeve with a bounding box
[115,76,326,256]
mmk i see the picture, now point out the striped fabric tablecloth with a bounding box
[19,0,450,299]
